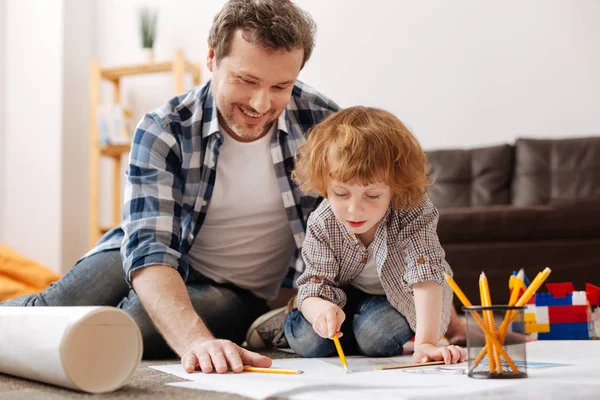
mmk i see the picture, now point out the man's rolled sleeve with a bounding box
[398,195,450,287]
[295,219,347,309]
[120,114,187,286]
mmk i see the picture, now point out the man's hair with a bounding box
[293,106,431,210]
[208,0,316,68]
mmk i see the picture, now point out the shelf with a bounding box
[101,60,201,81]
[100,143,131,158]
[89,50,200,248]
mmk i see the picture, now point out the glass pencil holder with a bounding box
[463,305,528,379]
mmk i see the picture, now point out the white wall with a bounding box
[2,0,92,273]
[299,0,600,149]
[94,0,600,150]
[61,0,95,271]
[4,0,64,271]
[0,1,6,243]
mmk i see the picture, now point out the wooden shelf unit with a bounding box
[88,50,201,247]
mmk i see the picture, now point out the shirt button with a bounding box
[417,256,426,264]
[312,277,322,284]
[361,257,367,263]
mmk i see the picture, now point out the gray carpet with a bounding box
[0,350,297,400]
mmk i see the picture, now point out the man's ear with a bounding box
[207,47,215,72]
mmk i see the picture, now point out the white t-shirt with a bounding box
[351,244,386,295]
[187,124,296,300]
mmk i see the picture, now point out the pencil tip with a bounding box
[297,370,304,375]
[343,366,351,374]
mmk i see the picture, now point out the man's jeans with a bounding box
[284,287,415,357]
[0,249,269,359]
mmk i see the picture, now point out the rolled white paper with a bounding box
[0,306,143,393]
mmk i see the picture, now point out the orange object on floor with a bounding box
[0,245,61,301]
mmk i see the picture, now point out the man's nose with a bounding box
[249,88,271,114]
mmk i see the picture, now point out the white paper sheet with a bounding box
[153,358,512,400]
[0,306,142,393]
[152,341,600,400]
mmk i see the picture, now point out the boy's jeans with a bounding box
[284,286,415,357]
[1,249,269,359]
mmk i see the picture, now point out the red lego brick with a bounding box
[586,283,600,306]
[546,282,575,298]
[548,305,588,324]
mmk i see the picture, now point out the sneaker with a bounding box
[245,306,289,350]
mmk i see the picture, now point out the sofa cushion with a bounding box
[512,136,600,205]
[427,144,513,209]
[437,197,600,243]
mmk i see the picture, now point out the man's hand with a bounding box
[131,265,273,374]
[181,338,271,373]
[413,342,465,364]
[300,297,345,339]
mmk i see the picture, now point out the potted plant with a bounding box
[140,8,158,62]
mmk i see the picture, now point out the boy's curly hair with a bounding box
[292,106,430,210]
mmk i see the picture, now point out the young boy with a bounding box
[286,106,465,364]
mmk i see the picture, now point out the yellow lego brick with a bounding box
[525,322,550,333]
[524,313,536,323]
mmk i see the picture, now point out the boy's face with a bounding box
[327,178,392,245]
[207,30,304,142]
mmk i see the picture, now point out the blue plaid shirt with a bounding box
[83,80,339,287]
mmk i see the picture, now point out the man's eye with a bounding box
[242,78,254,84]
[334,192,348,198]
[366,195,380,200]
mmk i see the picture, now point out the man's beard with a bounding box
[217,102,270,141]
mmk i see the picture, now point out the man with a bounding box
[2,0,465,373]
[4,0,336,374]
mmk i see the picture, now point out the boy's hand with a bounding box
[413,343,465,365]
[300,297,346,339]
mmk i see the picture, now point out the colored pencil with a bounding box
[242,366,303,375]
[332,333,351,373]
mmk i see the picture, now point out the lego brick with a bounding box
[524,313,536,323]
[538,323,589,340]
[525,322,550,333]
[548,305,588,324]
[512,321,525,334]
[546,282,575,298]
[535,293,573,306]
[535,306,549,324]
[525,304,536,313]
[572,291,587,306]
[586,283,600,306]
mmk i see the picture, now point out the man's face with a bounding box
[207,30,304,142]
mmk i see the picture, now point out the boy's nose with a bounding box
[348,201,363,214]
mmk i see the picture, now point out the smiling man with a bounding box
[2,0,338,374]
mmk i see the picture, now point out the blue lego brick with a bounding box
[511,321,526,334]
[538,322,589,340]
[535,293,573,306]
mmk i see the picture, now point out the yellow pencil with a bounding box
[332,333,351,373]
[479,273,496,373]
[242,366,304,375]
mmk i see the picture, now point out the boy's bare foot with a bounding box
[445,306,467,346]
